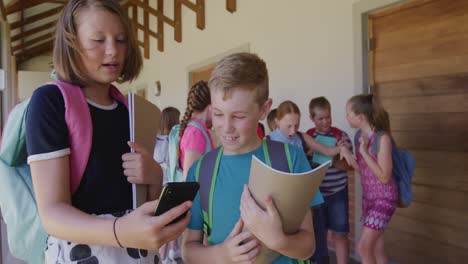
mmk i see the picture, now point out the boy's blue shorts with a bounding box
[320,186,349,234]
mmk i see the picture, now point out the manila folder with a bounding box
[248,156,330,263]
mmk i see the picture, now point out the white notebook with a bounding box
[128,93,161,209]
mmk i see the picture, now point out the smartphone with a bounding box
[154,182,200,225]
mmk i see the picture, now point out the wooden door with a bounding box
[190,63,215,86]
[369,0,468,263]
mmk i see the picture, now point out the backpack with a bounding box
[0,81,127,263]
[354,130,416,208]
[167,120,213,183]
[194,139,312,264]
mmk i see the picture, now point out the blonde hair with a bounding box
[209,52,269,106]
[53,0,142,87]
[348,94,390,132]
[309,96,331,118]
[179,81,211,140]
[276,100,300,120]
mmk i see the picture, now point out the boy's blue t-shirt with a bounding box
[186,143,323,264]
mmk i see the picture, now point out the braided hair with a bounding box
[179,81,211,140]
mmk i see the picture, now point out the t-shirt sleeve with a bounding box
[186,161,203,230]
[180,126,208,154]
[291,145,324,206]
[26,84,71,163]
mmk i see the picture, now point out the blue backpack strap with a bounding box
[354,129,361,148]
[371,131,385,155]
[264,139,292,172]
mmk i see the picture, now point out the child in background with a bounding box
[345,94,398,264]
[160,81,214,264]
[267,100,351,159]
[25,1,191,262]
[155,108,181,264]
[154,107,180,184]
[307,96,353,264]
[267,108,278,132]
[267,100,355,264]
[178,80,214,179]
[183,53,322,263]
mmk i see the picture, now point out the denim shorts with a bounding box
[319,186,349,234]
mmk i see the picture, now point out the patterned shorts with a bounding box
[45,211,160,264]
[362,199,396,231]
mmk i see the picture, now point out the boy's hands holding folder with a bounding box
[240,185,285,251]
[219,218,260,263]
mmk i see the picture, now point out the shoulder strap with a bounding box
[264,139,292,172]
[51,81,92,194]
[49,81,128,194]
[371,131,384,155]
[354,129,361,148]
[195,146,223,242]
[187,120,214,150]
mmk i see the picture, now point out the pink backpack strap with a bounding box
[49,81,128,194]
[49,81,92,194]
[109,84,128,108]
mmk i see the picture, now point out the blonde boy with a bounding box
[182,53,323,263]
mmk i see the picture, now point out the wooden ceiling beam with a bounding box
[15,40,53,64]
[6,0,51,15]
[11,21,55,42]
[12,32,54,52]
[10,6,62,30]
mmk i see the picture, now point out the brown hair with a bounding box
[276,100,300,120]
[53,0,142,87]
[179,81,211,139]
[267,108,277,125]
[348,94,390,132]
[308,96,331,118]
[208,52,269,106]
[159,107,180,135]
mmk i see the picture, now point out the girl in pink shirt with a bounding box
[160,81,213,264]
[179,81,214,178]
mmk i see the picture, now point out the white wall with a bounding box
[125,0,361,135]
[17,71,51,101]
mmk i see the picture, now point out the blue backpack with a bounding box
[354,130,416,207]
[167,120,212,182]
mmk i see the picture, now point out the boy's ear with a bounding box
[259,99,272,120]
